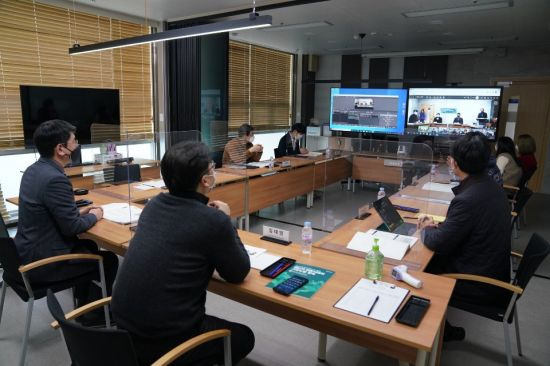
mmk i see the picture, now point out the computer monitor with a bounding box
[406,87,502,141]
[330,88,408,135]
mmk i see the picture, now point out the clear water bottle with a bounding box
[365,238,384,280]
[377,187,386,200]
[269,156,275,170]
[301,221,313,254]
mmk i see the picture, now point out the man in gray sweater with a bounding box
[112,141,254,365]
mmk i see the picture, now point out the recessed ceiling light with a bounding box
[362,48,484,58]
[403,1,513,18]
[327,45,382,52]
[429,20,443,25]
[262,20,333,32]
[439,35,518,45]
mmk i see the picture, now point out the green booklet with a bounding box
[266,263,335,299]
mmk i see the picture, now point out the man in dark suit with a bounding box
[476,108,488,126]
[14,120,118,306]
[433,113,443,123]
[276,123,308,157]
[112,141,254,365]
[418,132,511,342]
[453,113,463,124]
[408,110,419,124]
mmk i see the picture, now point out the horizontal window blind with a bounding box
[229,41,293,132]
[0,0,153,149]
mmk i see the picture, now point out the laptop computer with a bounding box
[372,196,417,236]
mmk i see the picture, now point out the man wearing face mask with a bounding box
[222,123,263,165]
[417,132,511,342]
[112,141,254,365]
[276,123,308,157]
[14,119,119,311]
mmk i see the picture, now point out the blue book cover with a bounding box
[266,263,335,299]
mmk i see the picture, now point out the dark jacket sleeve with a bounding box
[210,216,250,283]
[422,198,472,256]
[277,134,288,156]
[43,175,97,237]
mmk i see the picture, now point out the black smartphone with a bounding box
[395,295,430,327]
[75,199,93,207]
[260,257,295,278]
[273,275,309,296]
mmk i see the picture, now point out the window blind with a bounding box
[0,0,153,149]
[228,40,293,132]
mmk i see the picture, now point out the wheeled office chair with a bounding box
[113,164,141,184]
[47,290,232,366]
[274,147,283,158]
[442,233,550,366]
[0,237,110,366]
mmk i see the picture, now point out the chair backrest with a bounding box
[513,187,533,217]
[274,147,283,158]
[0,237,23,283]
[114,164,141,184]
[46,290,139,366]
[0,213,9,238]
[514,233,550,291]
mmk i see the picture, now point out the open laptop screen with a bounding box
[372,196,404,232]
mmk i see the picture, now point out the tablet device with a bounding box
[395,295,430,327]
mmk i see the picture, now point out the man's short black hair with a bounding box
[33,119,76,158]
[291,123,306,134]
[161,141,211,194]
[450,132,490,175]
[238,123,255,137]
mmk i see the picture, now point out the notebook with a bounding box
[335,279,409,323]
[346,230,416,261]
[101,203,142,225]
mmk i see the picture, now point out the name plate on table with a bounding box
[261,225,291,245]
[356,204,371,220]
[384,159,403,167]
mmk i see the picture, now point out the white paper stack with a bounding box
[422,182,456,193]
[346,229,417,261]
[101,203,142,224]
[243,244,282,270]
[143,179,166,189]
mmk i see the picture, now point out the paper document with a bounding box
[134,184,154,191]
[297,151,323,158]
[346,230,417,261]
[143,179,166,189]
[244,244,281,270]
[416,213,446,223]
[335,279,409,323]
[422,182,456,193]
[101,203,142,224]
[246,162,270,168]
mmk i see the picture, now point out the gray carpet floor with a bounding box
[1,185,549,365]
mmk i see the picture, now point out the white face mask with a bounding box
[248,135,255,143]
[204,171,216,191]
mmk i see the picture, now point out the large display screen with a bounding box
[330,88,408,134]
[407,87,502,140]
[20,85,120,148]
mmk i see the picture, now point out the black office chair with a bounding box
[443,233,550,366]
[113,164,141,184]
[47,290,233,366]
[0,237,110,366]
[0,213,8,239]
[274,147,283,158]
[510,187,533,238]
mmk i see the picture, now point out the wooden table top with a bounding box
[209,230,455,354]
[64,158,159,177]
[218,157,315,178]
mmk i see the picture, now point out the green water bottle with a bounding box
[365,238,384,280]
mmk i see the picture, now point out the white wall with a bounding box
[255,131,287,159]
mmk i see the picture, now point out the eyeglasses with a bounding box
[203,160,216,177]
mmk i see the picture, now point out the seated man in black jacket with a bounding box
[15,119,118,307]
[276,123,308,157]
[418,132,511,341]
[112,141,254,365]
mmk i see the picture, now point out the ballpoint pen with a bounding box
[368,295,380,316]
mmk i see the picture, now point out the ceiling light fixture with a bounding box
[362,48,484,58]
[262,20,332,32]
[402,1,513,18]
[439,35,518,45]
[69,14,272,55]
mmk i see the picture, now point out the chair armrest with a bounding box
[19,253,103,273]
[441,273,523,295]
[50,297,112,329]
[151,329,231,366]
[503,184,520,191]
[511,251,523,259]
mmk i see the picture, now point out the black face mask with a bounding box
[62,143,75,157]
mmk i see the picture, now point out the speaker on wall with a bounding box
[307,54,318,72]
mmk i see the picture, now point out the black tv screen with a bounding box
[20,85,120,147]
[406,87,502,141]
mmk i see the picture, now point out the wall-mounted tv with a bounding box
[330,88,408,135]
[406,87,502,141]
[20,85,120,148]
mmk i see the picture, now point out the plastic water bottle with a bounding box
[365,238,384,280]
[269,156,275,170]
[301,221,313,254]
[377,187,386,200]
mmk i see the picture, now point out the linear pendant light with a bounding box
[69,14,272,55]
